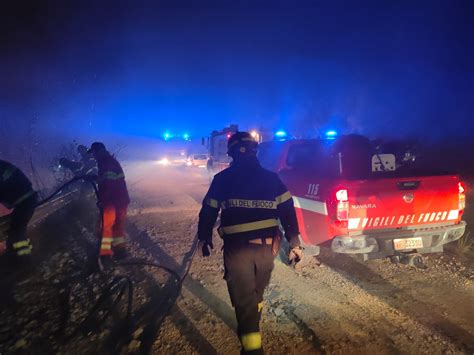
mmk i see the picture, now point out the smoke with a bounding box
[1,0,473,153]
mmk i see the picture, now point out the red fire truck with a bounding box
[258,134,467,260]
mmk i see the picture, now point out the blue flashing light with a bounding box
[325,130,338,138]
[183,133,190,140]
[164,132,171,140]
[275,130,287,137]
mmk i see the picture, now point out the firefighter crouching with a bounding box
[197,131,303,354]
[87,142,130,269]
[0,160,38,267]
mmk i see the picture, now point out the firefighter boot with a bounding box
[240,333,264,355]
[0,250,33,280]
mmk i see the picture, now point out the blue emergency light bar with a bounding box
[325,130,338,138]
[274,130,288,141]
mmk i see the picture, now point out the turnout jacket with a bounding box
[0,160,36,209]
[198,157,300,247]
[96,152,130,208]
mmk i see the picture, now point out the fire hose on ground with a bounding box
[1,175,200,351]
[59,236,199,350]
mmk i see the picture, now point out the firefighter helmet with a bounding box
[87,142,106,154]
[227,131,258,158]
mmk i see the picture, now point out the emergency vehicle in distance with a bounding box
[258,133,467,261]
[186,153,208,168]
[157,134,191,167]
[205,124,238,174]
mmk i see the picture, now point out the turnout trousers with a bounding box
[100,205,128,256]
[224,241,275,354]
[7,193,37,257]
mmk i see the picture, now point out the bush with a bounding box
[455,230,473,256]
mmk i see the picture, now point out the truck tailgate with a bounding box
[346,175,462,231]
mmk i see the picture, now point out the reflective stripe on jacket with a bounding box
[198,157,300,246]
[96,153,130,207]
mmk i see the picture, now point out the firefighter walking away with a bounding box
[88,142,130,270]
[0,160,38,270]
[197,131,303,354]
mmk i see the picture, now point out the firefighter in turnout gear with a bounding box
[59,144,97,178]
[88,142,130,269]
[0,160,37,265]
[197,131,303,354]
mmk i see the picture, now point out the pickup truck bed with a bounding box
[260,137,467,259]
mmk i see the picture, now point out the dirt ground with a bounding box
[125,161,474,354]
[0,160,473,354]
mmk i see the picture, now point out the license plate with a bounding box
[393,237,423,250]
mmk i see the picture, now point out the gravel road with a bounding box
[1,161,472,354]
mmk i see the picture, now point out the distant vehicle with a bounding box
[259,135,466,261]
[205,124,238,174]
[157,149,187,167]
[186,153,208,168]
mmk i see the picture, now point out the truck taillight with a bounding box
[336,189,349,221]
[459,181,466,210]
[336,189,348,202]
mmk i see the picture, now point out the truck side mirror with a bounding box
[201,137,205,145]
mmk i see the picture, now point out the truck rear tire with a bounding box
[399,253,425,268]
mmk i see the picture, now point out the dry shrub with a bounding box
[455,230,473,256]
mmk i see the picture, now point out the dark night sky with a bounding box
[1,0,474,143]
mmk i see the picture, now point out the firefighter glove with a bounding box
[288,246,304,267]
[200,240,214,257]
